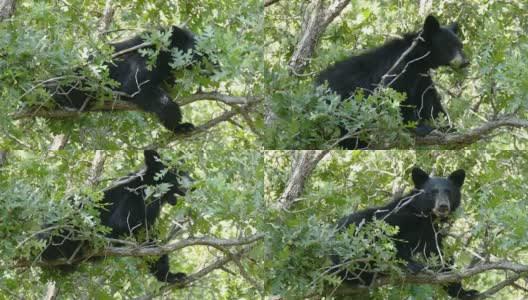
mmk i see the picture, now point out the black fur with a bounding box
[316,15,469,149]
[331,167,479,299]
[39,150,192,283]
[51,26,205,133]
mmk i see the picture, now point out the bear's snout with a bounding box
[433,199,451,217]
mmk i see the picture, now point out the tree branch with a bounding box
[15,234,264,268]
[9,93,262,138]
[274,150,329,210]
[10,92,259,119]
[86,151,106,186]
[97,0,115,36]
[49,134,69,150]
[413,115,528,149]
[288,0,351,75]
[324,261,528,297]
[0,0,17,21]
[134,244,258,300]
[477,273,523,299]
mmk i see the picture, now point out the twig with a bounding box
[379,33,424,86]
[476,273,523,298]
[111,42,153,58]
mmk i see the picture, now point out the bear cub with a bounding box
[331,167,479,299]
[39,150,193,283]
[316,15,469,149]
[51,26,212,134]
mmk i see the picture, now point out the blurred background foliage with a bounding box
[0,149,264,299]
[0,0,262,150]
[265,0,528,149]
[265,150,528,299]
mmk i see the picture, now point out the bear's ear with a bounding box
[448,169,465,188]
[144,150,163,170]
[447,22,459,34]
[423,15,440,39]
[412,167,429,189]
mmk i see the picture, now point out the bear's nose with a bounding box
[437,204,449,212]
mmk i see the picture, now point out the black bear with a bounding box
[39,150,193,283]
[331,167,479,299]
[316,15,469,149]
[50,26,212,133]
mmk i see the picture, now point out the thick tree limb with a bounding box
[324,261,528,297]
[15,234,264,268]
[10,93,260,120]
[10,101,140,119]
[9,93,262,138]
[102,234,264,257]
[478,273,523,298]
[97,0,115,36]
[49,134,69,150]
[44,281,59,300]
[274,150,329,210]
[288,0,350,75]
[413,115,528,149]
[86,151,106,186]
[0,0,17,20]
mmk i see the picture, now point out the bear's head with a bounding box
[169,25,219,75]
[422,15,469,69]
[410,167,465,218]
[144,150,194,205]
